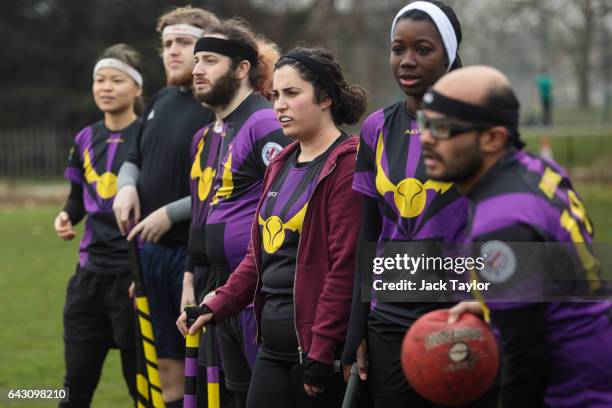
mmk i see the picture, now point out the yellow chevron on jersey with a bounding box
[560,208,601,292]
[538,166,562,199]
[212,148,235,205]
[259,203,307,254]
[374,133,452,218]
[83,149,98,184]
[83,149,117,199]
[190,131,217,202]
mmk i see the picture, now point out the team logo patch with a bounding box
[262,142,283,166]
[480,240,516,283]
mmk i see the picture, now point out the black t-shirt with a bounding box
[64,119,141,274]
[127,86,215,246]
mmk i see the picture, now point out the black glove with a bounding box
[184,304,215,326]
[303,357,333,389]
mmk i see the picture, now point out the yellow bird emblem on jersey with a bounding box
[259,204,308,254]
[374,131,452,218]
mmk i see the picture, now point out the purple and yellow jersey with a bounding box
[353,102,468,325]
[64,119,140,273]
[205,93,290,279]
[187,126,223,266]
[467,150,612,407]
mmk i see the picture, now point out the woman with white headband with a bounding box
[344,1,498,407]
[53,43,143,407]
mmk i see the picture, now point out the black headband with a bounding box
[422,88,524,148]
[278,51,339,101]
[194,36,258,66]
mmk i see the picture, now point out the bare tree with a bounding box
[498,0,606,108]
[600,2,611,121]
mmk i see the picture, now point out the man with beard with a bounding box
[420,65,612,408]
[113,7,218,408]
[183,19,289,407]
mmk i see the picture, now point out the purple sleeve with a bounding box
[190,126,207,162]
[233,110,289,177]
[353,109,384,198]
[64,130,86,184]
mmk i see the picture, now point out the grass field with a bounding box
[0,208,131,407]
[522,127,612,172]
[1,179,611,406]
[1,117,610,406]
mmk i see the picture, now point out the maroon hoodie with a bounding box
[205,136,362,364]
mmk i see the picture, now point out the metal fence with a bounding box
[522,130,612,183]
[0,127,610,183]
[0,128,74,180]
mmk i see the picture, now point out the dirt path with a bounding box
[0,181,67,208]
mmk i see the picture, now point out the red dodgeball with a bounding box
[401,309,499,406]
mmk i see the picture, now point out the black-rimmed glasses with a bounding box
[416,110,492,140]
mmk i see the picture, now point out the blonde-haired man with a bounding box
[114,7,218,407]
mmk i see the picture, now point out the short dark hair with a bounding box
[483,84,521,148]
[275,47,368,126]
[395,0,463,71]
[483,85,520,111]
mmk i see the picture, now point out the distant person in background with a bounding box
[535,68,553,126]
[53,43,143,408]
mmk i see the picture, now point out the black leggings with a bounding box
[246,352,345,408]
[60,341,136,407]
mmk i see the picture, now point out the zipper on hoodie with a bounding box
[251,242,261,343]
[293,162,337,364]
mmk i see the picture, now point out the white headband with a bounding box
[391,1,457,71]
[93,58,143,87]
[162,23,204,39]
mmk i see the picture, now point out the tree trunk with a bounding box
[306,0,337,48]
[575,0,594,108]
[601,3,611,122]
